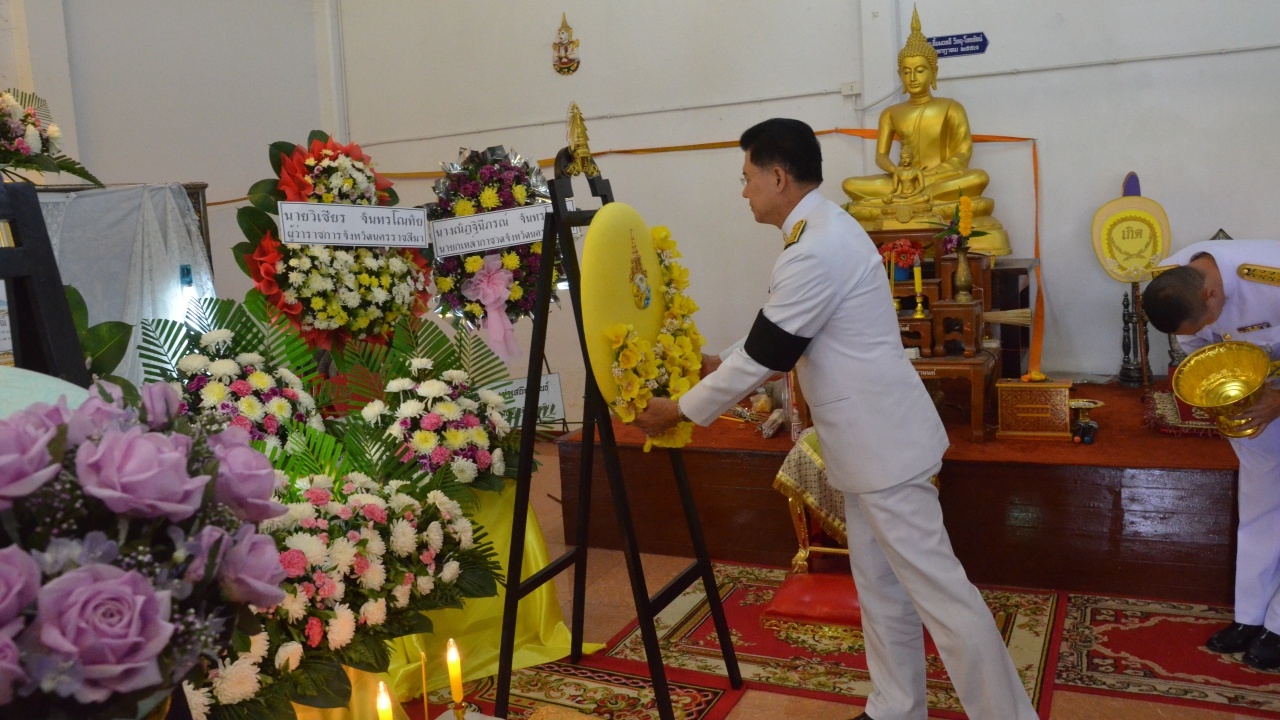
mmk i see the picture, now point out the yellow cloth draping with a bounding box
[294,477,595,720]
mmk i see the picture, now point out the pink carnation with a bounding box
[462,414,481,428]
[420,413,443,431]
[336,505,353,520]
[419,548,437,565]
[299,582,316,598]
[313,571,337,599]
[282,388,299,400]
[347,531,361,543]
[229,380,253,397]
[279,549,308,578]
[362,504,388,524]
[429,445,451,467]
[229,415,253,431]
[303,487,332,506]
[263,415,280,434]
[402,574,414,586]
[305,616,323,647]
[352,555,370,576]
[475,449,491,471]
[343,482,356,494]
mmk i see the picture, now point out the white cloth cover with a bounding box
[39,184,215,385]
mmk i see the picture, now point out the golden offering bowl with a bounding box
[1069,399,1104,425]
[1172,341,1280,438]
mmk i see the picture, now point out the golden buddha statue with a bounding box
[842,7,1010,255]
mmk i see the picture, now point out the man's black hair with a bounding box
[1143,265,1207,334]
[739,118,823,185]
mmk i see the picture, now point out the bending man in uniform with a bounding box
[632,118,1035,720]
[1144,239,1280,670]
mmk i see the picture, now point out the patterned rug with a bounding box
[1056,594,1280,717]
[1144,389,1219,436]
[420,659,740,720]
[603,563,1058,719]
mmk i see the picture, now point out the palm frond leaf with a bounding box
[185,298,266,354]
[4,89,50,125]
[454,329,510,389]
[243,290,319,385]
[271,420,348,479]
[138,318,196,383]
[390,315,455,373]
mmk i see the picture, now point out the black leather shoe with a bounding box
[1244,630,1280,670]
[1206,622,1265,653]
[848,714,874,720]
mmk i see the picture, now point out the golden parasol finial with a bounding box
[564,102,600,177]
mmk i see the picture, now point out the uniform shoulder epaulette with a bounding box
[1149,264,1177,279]
[1238,264,1280,286]
[784,219,806,249]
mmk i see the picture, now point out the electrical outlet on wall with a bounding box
[840,81,863,96]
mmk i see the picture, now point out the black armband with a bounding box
[743,310,811,372]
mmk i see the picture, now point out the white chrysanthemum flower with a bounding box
[427,490,464,520]
[491,448,506,475]
[450,518,474,549]
[327,537,357,575]
[396,399,426,418]
[348,472,376,490]
[442,370,469,384]
[200,329,233,348]
[358,557,387,590]
[211,656,261,705]
[385,378,416,393]
[327,570,346,603]
[177,353,210,374]
[416,575,436,596]
[23,123,40,153]
[348,493,387,509]
[424,521,444,552]
[360,598,387,626]
[360,527,386,557]
[416,380,449,399]
[259,502,315,535]
[183,681,213,720]
[207,358,241,380]
[275,641,303,672]
[361,400,387,422]
[275,367,303,389]
[370,287,389,304]
[489,411,511,438]
[310,474,335,489]
[307,415,326,432]
[439,560,461,584]
[235,352,265,366]
[451,457,478,484]
[409,430,438,454]
[477,389,506,409]
[245,632,270,664]
[324,500,346,518]
[236,396,266,422]
[389,519,417,556]
[246,371,274,391]
[326,604,356,649]
[279,591,308,624]
[392,584,412,608]
[432,400,462,422]
[387,256,408,273]
[386,479,408,493]
[285,533,329,568]
[410,357,434,371]
[388,492,418,513]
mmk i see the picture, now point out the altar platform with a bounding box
[557,381,1239,604]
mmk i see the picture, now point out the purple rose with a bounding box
[184,525,230,584]
[29,564,173,703]
[66,396,134,446]
[0,618,25,705]
[140,382,182,429]
[0,414,61,511]
[76,426,210,521]
[207,427,285,522]
[17,396,73,433]
[0,546,39,624]
[218,526,286,608]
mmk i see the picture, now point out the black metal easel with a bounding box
[0,181,90,387]
[494,149,742,719]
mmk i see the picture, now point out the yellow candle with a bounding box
[420,651,429,720]
[377,681,393,720]
[913,255,923,295]
[889,252,896,283]
[446,638,463,704]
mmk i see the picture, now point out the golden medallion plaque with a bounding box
[1091,196,1170,282]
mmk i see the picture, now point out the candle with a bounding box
[446,638,463,704]
[889,252,896,283]
[420,651,429,720]
[913,255,923,295]
[377,681,393,720]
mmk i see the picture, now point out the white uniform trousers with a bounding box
[1229,420,1280,631]
[843,462,1036,720]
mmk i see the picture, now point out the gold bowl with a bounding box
[1172,341,1280,438]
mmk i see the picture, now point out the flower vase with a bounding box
[952,247,974,303]
[893,265,911,282]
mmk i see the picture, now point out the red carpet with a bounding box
[1056,593,1280,717]
[602,563,1058,719]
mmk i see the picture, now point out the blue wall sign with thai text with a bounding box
[928,32,988,58]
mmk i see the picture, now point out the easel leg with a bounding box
[569,392,597,663]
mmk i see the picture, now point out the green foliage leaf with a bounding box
[243,290,319,386]
[32,153,58,174]
[64,285,88,335]
[138,318,193,382]
[336,634,391,673]
[454,329,510,389]
[238,205,278,244]
[307,130,331,146]
[232,240,254,277]
[288,654,352,708]
[50,154,103,186]
[269,141,297,177]
[99,374,139,406]
[82,320,132,377]
[248,178,285,215]
[381,610,433,638]
[185,297,266,352]
[5,89,50,125]
[382,186,399,207]
[456,563,500,598]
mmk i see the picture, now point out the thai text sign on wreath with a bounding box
[429,204,550,259]
[277,201,428,248]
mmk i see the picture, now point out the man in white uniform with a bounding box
[1144,239,1280,670]
[633,118,1035,720]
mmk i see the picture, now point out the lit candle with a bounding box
[377,681,393,720]
[446,638,463,705]
[913,255,923,295]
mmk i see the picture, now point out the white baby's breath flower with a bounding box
[285,533,329,568]
[183,681,213,720]
[410,357,434,371]
[177,353,210,374]
[478,389,506,409]
[392,584,412,608]
[416,575,436,596]
[245,632,270,664]
[279,591,308,624]
[451,457,478,484]
[389,519,417,556]
[424,521,444,552]
[211,656,261,705]
[385,378,416,393]
[200,329,233,348]
[326,604,356,649]
[415,380,449,399]
[491,448,506,475]
[360,598,387,626]
[235,352,264,366]
[361,400,387,422]
[275,642,304,672]
[439,560,461,584]
[207,358,241,380]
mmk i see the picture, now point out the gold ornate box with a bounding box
[996,378,1073,440]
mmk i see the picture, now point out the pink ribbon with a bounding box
[461,254,520,362]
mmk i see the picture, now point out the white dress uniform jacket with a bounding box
[679,189,949,492]
[1167,239,1280,632]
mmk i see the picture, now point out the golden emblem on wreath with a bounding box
[1091,194,1170,283]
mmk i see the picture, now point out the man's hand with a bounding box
[1228,386,1280,434]
[700,353,722,379]
[632,397,682,436]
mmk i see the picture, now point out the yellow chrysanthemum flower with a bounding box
[509,284,524,301]
[200,381,228,407]
[436,276,454,292]
[478,186,501,210]
[311,297,326,310]
[409,430,439,454]
[512,185,528,205]
[321,193,335,203]
[470,427,489,447]
[247,371,274,391]
[237,396,266,422]
[464,255,484,273]
[265,397,292,419]
[454,198,477,216]
[443,428,470,450]
[465,302,484,317]
[501,252,520,270]
[530,242,542,254]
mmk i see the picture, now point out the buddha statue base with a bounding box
[846,198,1011,256]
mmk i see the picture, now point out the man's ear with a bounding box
[770,165,788,190]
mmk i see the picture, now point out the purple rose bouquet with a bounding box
[0,381,289,719]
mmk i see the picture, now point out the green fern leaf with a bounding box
[455,330,510,388]
[138,318,195,383]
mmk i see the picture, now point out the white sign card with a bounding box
[484,373,564,427]
[277,201,428,248]
[429,204,550,259]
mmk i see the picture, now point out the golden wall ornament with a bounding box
[553,13,580,75]
[564,102,599,177]
[1090,173,1170,282]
